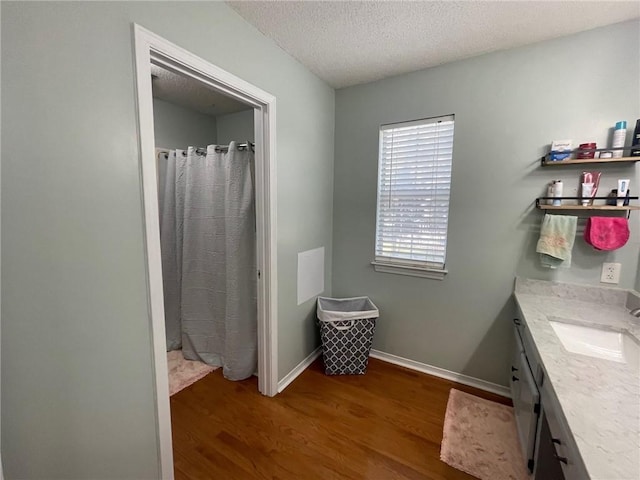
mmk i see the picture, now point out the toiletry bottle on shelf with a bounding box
[617,179,630,207]
[546,182,555,205]
[553,180,563,206]
[612,121,627,158]
[631,119,640,157]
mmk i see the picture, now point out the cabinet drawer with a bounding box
[534,412,566,480]
[541,383,589,480]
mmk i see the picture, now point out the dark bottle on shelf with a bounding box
[631,119,640,157]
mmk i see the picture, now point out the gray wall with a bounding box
[216,109,254,144]
[332,21,640,387]
[153,98,218,149]
[1,2,334,478]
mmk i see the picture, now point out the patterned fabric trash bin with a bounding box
[317,297,379,375]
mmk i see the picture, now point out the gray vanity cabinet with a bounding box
[510,321,540,472]
[512,314,589,480]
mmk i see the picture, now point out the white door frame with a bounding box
[132,24,278,479]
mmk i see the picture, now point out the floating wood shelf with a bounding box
[536,205,640,211]
[535,197,639,217]
[541,157,640,167]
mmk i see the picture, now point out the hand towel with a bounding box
[584,217,630,251]
[536,214,577,269]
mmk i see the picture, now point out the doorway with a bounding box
[132,24,278,478]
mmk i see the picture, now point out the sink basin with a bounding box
[549,320,640,368]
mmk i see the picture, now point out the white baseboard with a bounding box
[275,346,510,399]
[369,349,511,398]
[277,346,322,393]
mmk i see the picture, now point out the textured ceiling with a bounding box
[151,64,251,117]
[228,1,640,88]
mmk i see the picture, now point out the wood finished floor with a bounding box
[170,358,511,480]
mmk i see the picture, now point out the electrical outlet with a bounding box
[601,262,621,284]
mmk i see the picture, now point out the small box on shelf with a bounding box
[548,139,573,161]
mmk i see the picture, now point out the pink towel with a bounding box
[584,217,630,251]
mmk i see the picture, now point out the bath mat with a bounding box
[440,389,528,480]
[167,350,217,396]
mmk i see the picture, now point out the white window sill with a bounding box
[371,261,448,280]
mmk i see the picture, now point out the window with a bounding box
[372,115,454,279]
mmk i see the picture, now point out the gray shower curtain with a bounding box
[158,142,257,381]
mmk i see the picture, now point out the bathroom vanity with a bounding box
[512,278,640,480]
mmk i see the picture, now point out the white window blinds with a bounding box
[375,115,454,270]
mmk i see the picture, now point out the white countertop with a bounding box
[514,278,640,480]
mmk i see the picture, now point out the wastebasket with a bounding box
[316,296,379,375]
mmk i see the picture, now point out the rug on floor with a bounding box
[440,388,528,480]
[167,350,217,396]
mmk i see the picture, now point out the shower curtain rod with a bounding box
[215,142,255,152]
[159,142,255,158]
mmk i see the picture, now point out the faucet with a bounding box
[630,307,640,317]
